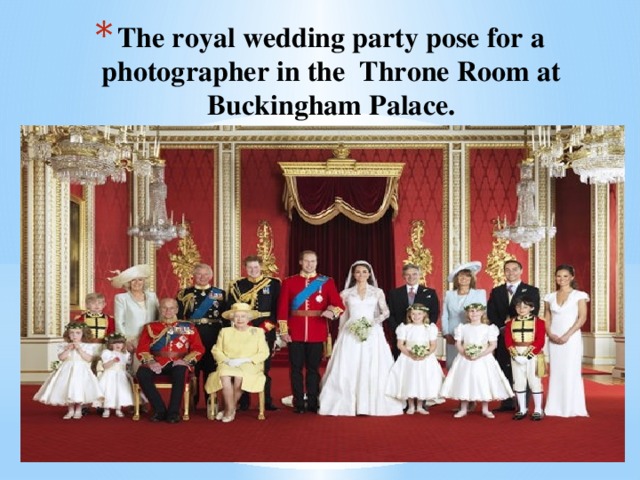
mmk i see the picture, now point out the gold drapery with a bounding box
[279,153,404,225]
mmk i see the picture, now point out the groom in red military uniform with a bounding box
[277,250,344,413]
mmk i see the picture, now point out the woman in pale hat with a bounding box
[111,265,159,363]
[204,303,269,423]
[442,261,486,370]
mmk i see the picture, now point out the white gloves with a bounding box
[514,356,528,365]
[226,358,251,368]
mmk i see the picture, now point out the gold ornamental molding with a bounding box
[616,183,624,335]
[256,220,279,277]
[403,220,433,286]
[486,221,517,287]
[169,224,202,290]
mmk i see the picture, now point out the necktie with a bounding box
[507,284,515,296]
[408,287,416,305]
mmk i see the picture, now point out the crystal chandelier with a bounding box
[21,125,153,185]
[494,158,557,250]
[127,159,187,248]
[533,125,624,184]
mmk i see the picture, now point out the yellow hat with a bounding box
[222,302,260,320]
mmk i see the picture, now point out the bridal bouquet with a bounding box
[349,317,373,342]
[410,344,429,357]
[464,344,484,359]
[50,360,61,371]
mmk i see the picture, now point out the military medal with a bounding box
[315,294,323,302]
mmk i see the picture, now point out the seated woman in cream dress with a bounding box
[205,303,270,422]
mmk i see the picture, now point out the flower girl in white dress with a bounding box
[386,303,444,414]
[33,323,103,419]
[96,333,134,418]
[440,303,514,419]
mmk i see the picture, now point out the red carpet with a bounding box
[21,366,624,462]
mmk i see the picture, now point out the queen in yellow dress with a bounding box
[205,303,269,422]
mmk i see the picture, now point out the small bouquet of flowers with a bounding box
[464,343,484,359]
[410,344,429,357]
[50,360,61,371]
[349,317,373,342]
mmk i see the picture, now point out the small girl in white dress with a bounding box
[386,303,444,414]
[96,333,134,418]
[440,303,514,419]
[33,323,103,419]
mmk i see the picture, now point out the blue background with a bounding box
[2,0,636,478]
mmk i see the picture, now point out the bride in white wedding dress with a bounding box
[319,260,403,416]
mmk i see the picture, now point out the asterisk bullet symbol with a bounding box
[96,20,112,38]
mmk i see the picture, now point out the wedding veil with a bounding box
[343,260,378,290]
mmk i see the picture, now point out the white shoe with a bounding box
[73,410,83,419]
[406,405,415,415]
[115,409,124,418]
[454,410,467,418]
[102,410,110,418]
[416,406,430,415]
[215,411,225,421]
[221,411,236,423]
[63,410,74,420]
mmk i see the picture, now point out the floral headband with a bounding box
[464,303,486,311]
[105,333,127,344]
[407,303,429,313]
[65,321,87,331]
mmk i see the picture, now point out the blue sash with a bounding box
[190,290,218,319]
[291,276,329,310]
[150,322,193,351]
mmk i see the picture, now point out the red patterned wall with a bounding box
[239,148,444,289]
[469,148,527,292]
[93,180,130,316]
[555,171,591,330]
[156,148,215,298]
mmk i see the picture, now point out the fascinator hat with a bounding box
[109,264,151,289]
[344,260,378,290]
[447,261,482,283]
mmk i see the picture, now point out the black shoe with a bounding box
[512,412,527,420]
[265,404,279,411]
[293,406,306,414]
[530,412,544,421]
[306,405,319,414]
[81,407,89,416]
[150,412,167,422]
[166,413,181,424]
[239,402,250,411]
[96,407,104,416]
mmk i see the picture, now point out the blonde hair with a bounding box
[85,292,106,303]
[404,303,429,324]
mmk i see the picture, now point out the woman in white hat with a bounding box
[111,265,159,364]
[442,261,486,370]
[204,303,269,422]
